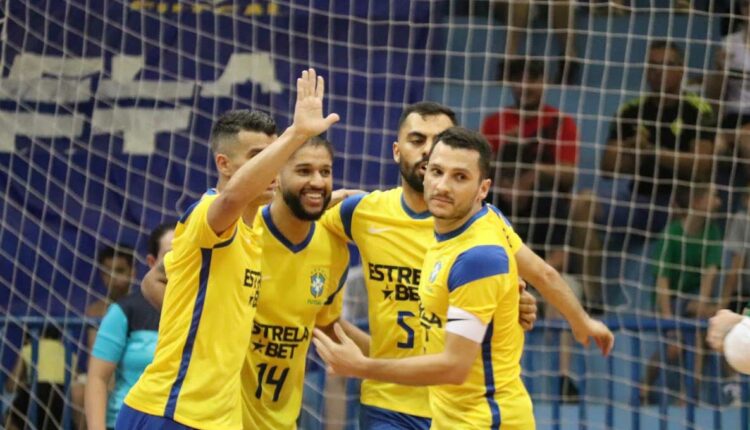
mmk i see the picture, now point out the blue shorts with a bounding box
[115,404,194,430]
[359,404,431,430]
[595,180,670,235]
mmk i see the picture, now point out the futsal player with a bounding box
[708,308,750,375]
[314,127,614,429]
[318,102,539,429]
[117,69,339,430]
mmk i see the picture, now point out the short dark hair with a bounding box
[503,58,545,82]
[299,135,334,161]
[397,102,457,133]
[649,39,684,63]
[430,126,492,179]
[97,245,134,266]
[147,221,176,259]
[210,110,277,154]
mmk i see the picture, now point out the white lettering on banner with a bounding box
[0,52,281,154]
[0,112,85,152]
[91,107,192,155]
[201,52,282,96]
[8,54,104,79]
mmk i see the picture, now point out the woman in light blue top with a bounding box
[84,222,174,430]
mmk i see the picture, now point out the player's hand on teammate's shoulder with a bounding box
[572,317,615,357]
[312,323,366,378]
[517,280,537,331]
[291,68,340,139]
[329,188,367,208]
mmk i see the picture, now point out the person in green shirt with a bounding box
[642,182,722,403]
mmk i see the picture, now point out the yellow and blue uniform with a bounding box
[320,188,434,424]
[241,205,350,430]
[419,205,533,430]
[121,190,262,430]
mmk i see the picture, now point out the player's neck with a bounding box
[434,204,482,235]
[401,183,428,214]
[269,200,312,243]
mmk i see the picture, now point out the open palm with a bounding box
[293,68,340,137]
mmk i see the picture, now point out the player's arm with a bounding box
[313,323,477,385]
[85,358,116,430]
[207,69,340,234]
[141,260,167,310]
[708,310,750,374]
[515,244,614,355]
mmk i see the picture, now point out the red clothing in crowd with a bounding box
[481,105,579,164]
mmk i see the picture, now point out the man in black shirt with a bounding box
[569,40,716,312]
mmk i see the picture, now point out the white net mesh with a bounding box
[0,1,749,429]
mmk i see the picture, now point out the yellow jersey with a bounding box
[125,190,262,429]
[320,188,434,418]
[419,205,533,430]
[241,205,350,430]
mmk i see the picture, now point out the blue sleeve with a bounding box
[447,245,510,292]
[92,304,128,364]
[340,193,366,241]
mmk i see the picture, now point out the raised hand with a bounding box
[293,68,340,138]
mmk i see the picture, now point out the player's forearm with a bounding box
[357,352,466,386]
[517,246,587,328]
[338,319,371,357]
[84,375,109,430]
[208,125,310,234]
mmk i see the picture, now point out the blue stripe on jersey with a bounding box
[434,206,488,242]
[487,204,513,228]
[324,265,350,305]
[262,205,316,253]
[178,189,217,223]
[400,193,431,219]
[447,245,509,292]
[340,193,366,241]
[164,248,213,419]
[482,322,501,429]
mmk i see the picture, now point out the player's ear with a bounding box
[146,254,157,268]
[478,178,492,202]
[215,153,231,176]
[392,141,401,163]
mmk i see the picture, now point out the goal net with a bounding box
[0,1,748,429]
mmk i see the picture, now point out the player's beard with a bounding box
[399,157,427,193]
[283,187,331,221]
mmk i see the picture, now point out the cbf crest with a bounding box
[309,268,328,303]
[429,261,443,283]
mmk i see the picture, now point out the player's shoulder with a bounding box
[178,189,219,224]
[447,244,511,291]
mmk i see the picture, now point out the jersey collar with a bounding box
[400,192,431,220]
[434,205,488,242]
[262,205,316,253]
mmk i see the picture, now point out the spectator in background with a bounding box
[482,57,581,400]
[642,183,723,402]
[482,58,577,275]
[4,326,70,430]
[570,40,716,312]
[84,223,174,430]
[71,245,135,428]
[492,0,580,84]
